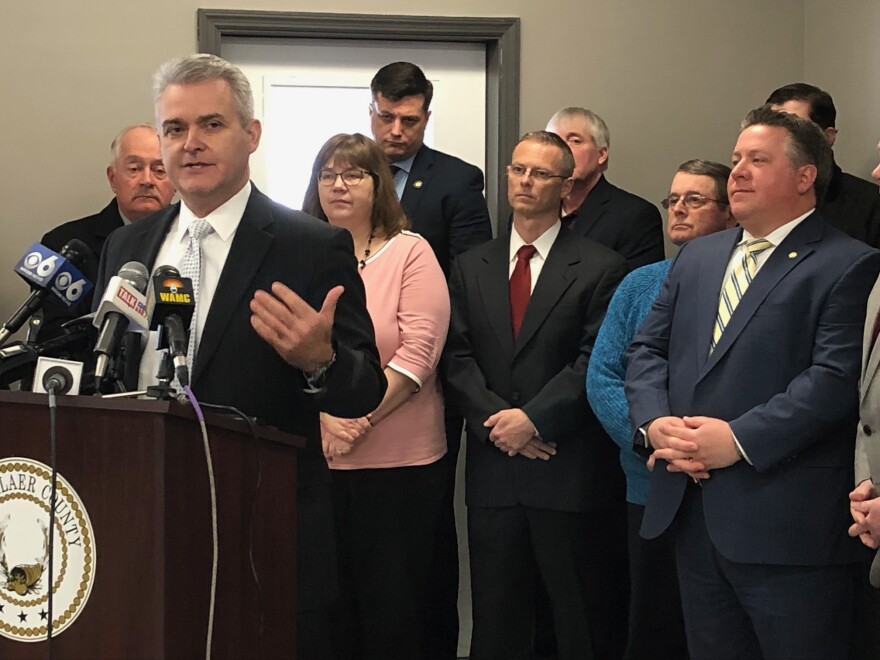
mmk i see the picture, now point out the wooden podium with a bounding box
[0,390,304,658]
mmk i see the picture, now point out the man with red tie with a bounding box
[443,131,627,659]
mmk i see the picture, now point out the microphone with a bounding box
[0,240,93,348]
[92,262,150,385]
[43,365,75,395]
[146,265,195,386]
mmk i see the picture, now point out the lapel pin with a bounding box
[788,251,797,259]
[412,180,423,189]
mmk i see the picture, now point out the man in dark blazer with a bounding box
[547,107,665,270]
[39,123,175,340]
[444,131,627,660]
[370,61,493,657]
[94,55,385,660]
[626,107,880,659]
[369,62,492,277]
[767,83,880,248]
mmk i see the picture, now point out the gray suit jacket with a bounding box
[855,276,880,583]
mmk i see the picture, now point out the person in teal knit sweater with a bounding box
[587,159,733,659]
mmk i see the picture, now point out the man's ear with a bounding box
[106,165,118,194]
[823,126,837,148]
[796,163,818,195]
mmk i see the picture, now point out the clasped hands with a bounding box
[484,408,556,461]
[849,479,880,549]
[646,416,742,479]
[321,412,371,461]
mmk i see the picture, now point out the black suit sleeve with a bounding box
[623,203,665,271]
[447,165,493,261]
[442,257,511,439]
[311,229,386,418]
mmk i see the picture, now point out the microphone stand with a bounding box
[145,352,178,400]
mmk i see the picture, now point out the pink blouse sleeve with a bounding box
[387,238,450,388]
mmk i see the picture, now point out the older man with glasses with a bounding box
[588,159,734,659]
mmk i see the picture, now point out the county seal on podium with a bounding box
[0,458,96,642]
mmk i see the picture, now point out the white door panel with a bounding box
[223,38,486,210]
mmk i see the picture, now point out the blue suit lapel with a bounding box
[475,237,515,362]
[192,188,274,384]
[400,145,434,220]
[513,232,577,358]
[695,229,742,373]
[700,215,822,379]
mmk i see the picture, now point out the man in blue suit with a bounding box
[625,106,880,659]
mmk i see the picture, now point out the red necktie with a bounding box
[510,244,537,338]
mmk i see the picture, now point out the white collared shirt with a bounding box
[138,182,251,389]
[508,221,562,293]
[721,209,814,284]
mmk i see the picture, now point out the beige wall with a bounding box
[1,0,809,326]
[805,0,880,180]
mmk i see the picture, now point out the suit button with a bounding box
[865,424,873,436]
[511,392,521,403]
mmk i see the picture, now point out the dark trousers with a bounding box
[852,558,880,660]
[329,459,446,660]
[625,502,688,660]
[675,485,854,660]
[425,412,463,659]
[468,504,628,660]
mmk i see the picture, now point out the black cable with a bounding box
[197,402,265,657]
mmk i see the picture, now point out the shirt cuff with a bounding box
[387,361,422,391]
[731,429,752,465]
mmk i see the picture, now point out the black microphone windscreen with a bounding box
[59,239,93,267]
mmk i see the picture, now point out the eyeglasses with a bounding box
[661,192,727,210]
[506,164,567,182]
[317,169,373,186]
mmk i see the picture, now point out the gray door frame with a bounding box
[197,9,520,229]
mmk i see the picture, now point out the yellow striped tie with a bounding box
[711,238,774,352]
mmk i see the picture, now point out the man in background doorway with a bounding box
[369,60,493,658]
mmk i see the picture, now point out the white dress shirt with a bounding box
[508,220,562,292]
[138,182,251,389]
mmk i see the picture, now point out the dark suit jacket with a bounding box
[566,174,665,271]
[443,230,627,512]
[94,185,386,610]
[626,211,880,566]
[820,162,880,249]
[399,145,493,276]
[38,199,124,340]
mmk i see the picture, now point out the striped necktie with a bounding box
[180,218,215,374]
[710,238,773,352]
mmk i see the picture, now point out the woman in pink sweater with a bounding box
[302,133,450,659]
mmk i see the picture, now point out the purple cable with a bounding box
[184,384,205,422]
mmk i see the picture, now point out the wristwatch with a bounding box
[303,350,337,394]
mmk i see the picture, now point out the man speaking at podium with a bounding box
[93,54,385,658]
